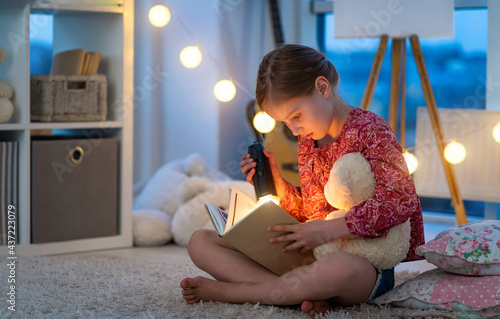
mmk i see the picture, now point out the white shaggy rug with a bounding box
[0,254,449,319]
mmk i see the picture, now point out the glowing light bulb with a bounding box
[214,80,236,102]
[253,111,276,133]
[257,195,280,206]
[180,46,202,68]
[493,122,500,144]
[444,141,466,164]
[403,151,418,174]
[149,5,170,27]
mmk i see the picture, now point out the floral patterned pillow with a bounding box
[416,220,500,276]
[371,268,500,318]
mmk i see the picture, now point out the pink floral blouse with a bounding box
[280,107,425,261]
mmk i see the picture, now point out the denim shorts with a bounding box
[365,267,395,302]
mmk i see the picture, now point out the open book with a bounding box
[205,187,315,275]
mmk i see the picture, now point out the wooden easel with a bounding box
[361,34,468,225]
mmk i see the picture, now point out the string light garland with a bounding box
[148,5,170,27]
[253,111,276,133]
[179,46,202,68]
[214,80,237,102]
[152,5,255,102]
[149,4,499,172]
[494,121,500,144]
[403,151,418,174]
[443,141,466,164]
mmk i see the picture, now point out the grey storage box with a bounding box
[31,137,118,243]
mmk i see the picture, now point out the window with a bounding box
[319,9,488,217]
[30,14,53,75]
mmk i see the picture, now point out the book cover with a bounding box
[50,48,87,75]
[83,52,102,75]
[205,187,315,275]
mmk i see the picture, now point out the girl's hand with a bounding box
[239,153,257,184]
[268,218,351,254]
[239,149,286,198]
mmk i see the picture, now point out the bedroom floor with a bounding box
[73,212,462,274]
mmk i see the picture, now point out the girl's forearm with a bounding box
[325,217,352,241]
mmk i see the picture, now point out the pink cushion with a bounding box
[416,220,500,276]
[371,268,500,318]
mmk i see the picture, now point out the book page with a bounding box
[224,187,257,233]
[204,204,228,236]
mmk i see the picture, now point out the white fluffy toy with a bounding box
[0,47,14,124]
[313,152,411,270]
[172,178,255,246]
[132,153,255,247]
[133,153,229,246]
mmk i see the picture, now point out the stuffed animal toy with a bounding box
[133,153,230,217]
[132,153,248,246]
[133,209,173,246]
[0,47,14,124]
[313,152,411,270]
[172,178,255,246]
[133,153,228,246]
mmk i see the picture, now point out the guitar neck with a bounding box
[268,0,284,46]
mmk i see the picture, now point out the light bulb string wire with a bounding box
[169,6,256,100]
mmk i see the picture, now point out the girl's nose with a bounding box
[290,125,302,136]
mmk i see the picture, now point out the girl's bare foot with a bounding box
[301,300,333,318]
[180,276,231,304]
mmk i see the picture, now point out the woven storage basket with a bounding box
[30,74,107,122]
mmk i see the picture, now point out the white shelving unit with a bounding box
[0,0,134,255]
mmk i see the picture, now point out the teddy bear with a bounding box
[132,153,230,246]
[313,152,411,270]
[132,153,254,247]
[0,47,14,124]
[171,177,255,246]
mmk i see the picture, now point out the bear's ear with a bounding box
[184,153,206,177]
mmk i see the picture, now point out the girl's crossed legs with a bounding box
[180,229,377,317]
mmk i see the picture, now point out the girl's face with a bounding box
[265,78,334,141]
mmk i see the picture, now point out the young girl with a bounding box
[180,44,425,317]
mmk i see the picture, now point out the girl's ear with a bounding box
[315,76,331,98]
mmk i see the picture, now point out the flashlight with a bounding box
[248,142,277,199]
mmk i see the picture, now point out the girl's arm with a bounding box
[345,126,420,239]
[264,150,308,223]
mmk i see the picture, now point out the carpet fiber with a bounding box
[0,254,449,318]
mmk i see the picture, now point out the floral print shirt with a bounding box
[280,107,425,261]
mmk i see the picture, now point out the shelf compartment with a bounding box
[0,5,30,125]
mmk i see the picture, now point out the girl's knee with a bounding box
[187,229,216,257]
[317,251,376,282]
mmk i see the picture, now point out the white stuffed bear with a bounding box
[0,47,14,124]
[172,178,255,246]
[133,209,173,246]
[313,152,411,270]
[134,153,230,217]
[132,153,231,246]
